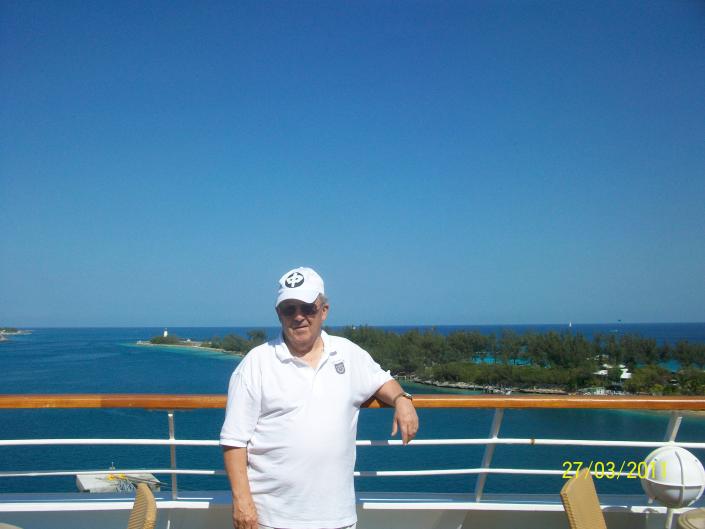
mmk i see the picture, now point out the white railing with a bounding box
[1,394,704,501]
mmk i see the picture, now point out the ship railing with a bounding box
[1,394,704,504]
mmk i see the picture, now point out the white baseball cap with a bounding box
[275,267,325,307]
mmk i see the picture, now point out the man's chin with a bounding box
[288,328,311,341]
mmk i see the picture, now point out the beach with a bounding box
[135,339,241,355]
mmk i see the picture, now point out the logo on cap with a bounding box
[284,272,304,288]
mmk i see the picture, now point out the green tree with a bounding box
[149,334,181,345]
[624,366,670,394]
[247,330,267,347]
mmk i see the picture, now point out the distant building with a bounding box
[580,387,606,395]
[163,328,168,338]
[594,364,632,380]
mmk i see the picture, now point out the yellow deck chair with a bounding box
[560,468,608,529]
[127,483,157,529]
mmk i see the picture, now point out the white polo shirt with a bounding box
[220,331,392,529]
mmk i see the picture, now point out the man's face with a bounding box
[276,297,329,353]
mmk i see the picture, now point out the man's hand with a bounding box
[232,496,259,529]
[391,397,418,445]
[223,446,258,529]
[374,380,420,444]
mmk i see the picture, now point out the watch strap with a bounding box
[392,391,413,406]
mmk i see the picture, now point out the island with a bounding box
[337,326,705,396]
[0,327,32,342]
[137,326,705,396]
[137,328,267,356]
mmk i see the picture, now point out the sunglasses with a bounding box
[278,302,321,317]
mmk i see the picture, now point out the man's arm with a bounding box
[374,379,419,444]
[223,446,259,529]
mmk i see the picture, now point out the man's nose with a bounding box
[291,307,307,318]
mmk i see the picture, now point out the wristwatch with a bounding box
[392,391,413,406]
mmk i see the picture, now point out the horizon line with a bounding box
[4,321,705,330]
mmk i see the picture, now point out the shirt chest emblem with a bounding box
[334,361,346,374]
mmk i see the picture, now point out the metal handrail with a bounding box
[3,438,705,448]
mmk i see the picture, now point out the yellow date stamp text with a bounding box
[561,460,665,480]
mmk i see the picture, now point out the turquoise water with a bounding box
[1,326,704,496]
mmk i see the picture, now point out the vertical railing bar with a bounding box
[474,408,504,502]
[168,410,178,500]
[663,411,682,442]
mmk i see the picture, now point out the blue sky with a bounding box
[1,1,704,327]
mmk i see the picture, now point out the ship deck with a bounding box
[1,490,701,529]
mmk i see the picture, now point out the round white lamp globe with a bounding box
[641,446,705,508]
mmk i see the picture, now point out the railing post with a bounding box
[663,412,682,442]
[661,412,683,527]
[474,408,504,502]
[168,410,178,500]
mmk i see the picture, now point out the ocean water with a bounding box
[1,325,704,496]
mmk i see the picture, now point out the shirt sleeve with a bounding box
[351,343,393,406]
[220,354,262,447]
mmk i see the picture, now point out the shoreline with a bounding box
[406,377,568,395]
[135,340,244,356]
[404,377,705,401]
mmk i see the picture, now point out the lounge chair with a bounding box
[127,483,157,529]
[678,508,705,529]
[560,468,607,529]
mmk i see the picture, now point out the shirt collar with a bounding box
[274,330,332,363]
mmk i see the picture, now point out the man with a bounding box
[220,267,419,529]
